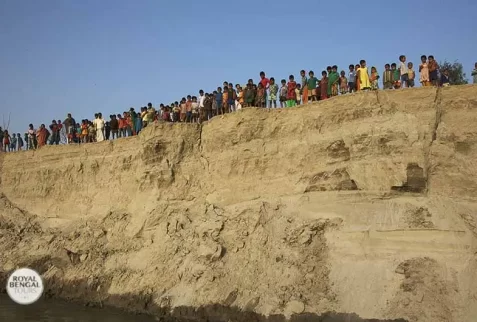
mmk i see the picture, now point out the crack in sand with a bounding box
[424,87,443,195]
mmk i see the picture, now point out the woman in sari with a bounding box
[36,124,49,147]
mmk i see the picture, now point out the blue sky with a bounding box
[1,0,476,133]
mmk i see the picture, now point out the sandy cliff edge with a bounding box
[1,86,477,322]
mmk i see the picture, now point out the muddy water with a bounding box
[0,294,158,322]
[0,294,409,322]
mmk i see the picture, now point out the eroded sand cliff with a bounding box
[1,86,476,322]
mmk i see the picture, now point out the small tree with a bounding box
[439,60,468,85]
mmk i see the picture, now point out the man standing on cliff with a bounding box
[109,115,119,139]
[63,113,76,144]
[93,113,105,142]
[49,120,60,145]
[0,127,3,152]
[198,90,205,123]
[57,120,66,144]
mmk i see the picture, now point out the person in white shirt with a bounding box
[93,113,105,142]
[27,124,36,149]
[399,55,409,88]
[198,89,205,122]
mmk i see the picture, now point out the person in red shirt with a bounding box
[259,71,270,88]
[287,75,297,107]
[259,71,270,107]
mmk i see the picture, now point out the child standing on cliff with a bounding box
[185,95,193,122]
[370,67,379,90]
[295,84,302,105]
[27,124,36,150]
[179,98,186,122]
[399,55,408,88]
[2,130,11,152]
[81,120,88,143]
[391,63,401,89]
[16,133,23,151]
[300,70,308,104]
[355,64,362,91]
[320,71,328,99]
[222,86,229,114]
[428,55,439,87]
[10,133,17,151]
[236,85,244,110]
[308,71,319,101]
[228,83,236,112]
[407,62,415,88]
[328,65,339,97]
[339,71,348,95]
[268,78,278,108]
[348,65,356,93]
[440,69,450,87]
[279,79,287,108]
[357,60,371,91]
[419,55,430,86]
[286,75,297,107]
[383,64,393,89]
[256,83,266,108]
[191,96,199,123]
[215,89,222,115]
[243,84,253,108]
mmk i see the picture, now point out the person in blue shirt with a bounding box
[215,87,223,116]
[440,69,450,87]
[10,134,17,151]
[16,133,24,151]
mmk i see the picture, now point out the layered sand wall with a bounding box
[1,86,476,321]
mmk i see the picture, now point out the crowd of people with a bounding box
[1,57,477,152]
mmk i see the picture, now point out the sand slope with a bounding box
[1,86,477,321]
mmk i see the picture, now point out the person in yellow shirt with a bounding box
[357,59,371,91]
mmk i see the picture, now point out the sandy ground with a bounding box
[1,86,477,321]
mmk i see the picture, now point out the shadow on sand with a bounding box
[0,257,409,322]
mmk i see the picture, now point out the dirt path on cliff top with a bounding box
[1,86,477,322]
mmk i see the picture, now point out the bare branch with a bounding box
[2,113,11,131]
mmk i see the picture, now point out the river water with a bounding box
[0,294,409,322]
[0,294,158,322]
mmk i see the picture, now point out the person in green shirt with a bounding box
[308,71,319,102]
[391,63,400,89]
[244,83,255,107]
[328,66,340,97]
